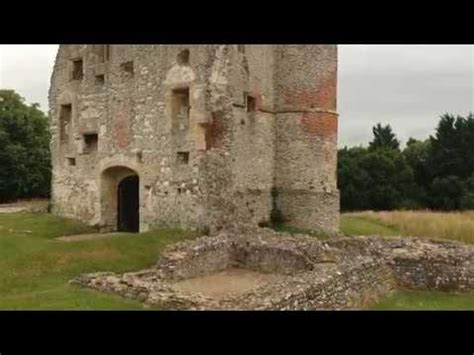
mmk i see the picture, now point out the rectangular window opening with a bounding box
[95,45,106,63]
[246,94,257,112]
[83,133,98,154]
[67,157,76,166]
[59,104,72,143]
[105,45,111,61]
[202,122,214,151]
[71,59,84,81]
[172,88,190,130]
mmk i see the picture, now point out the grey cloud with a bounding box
[339,45,473,147]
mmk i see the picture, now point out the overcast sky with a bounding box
[0,45,472,147]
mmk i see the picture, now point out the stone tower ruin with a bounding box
[48,45,339,234]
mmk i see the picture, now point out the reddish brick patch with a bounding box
[283,70,337,110]
[300,112,338,139]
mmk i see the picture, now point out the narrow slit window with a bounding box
[59,104,72,143]
[172,88,190,130]
[95,45,106,63]
[246,94,257,112]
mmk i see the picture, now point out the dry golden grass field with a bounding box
[342,210,474,244]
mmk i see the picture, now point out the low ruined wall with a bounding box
[156,237,234,281]
[390,243,474,292]
[233,258,396,310]
[72,230,474,310]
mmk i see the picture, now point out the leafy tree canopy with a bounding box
[0,90,51,203]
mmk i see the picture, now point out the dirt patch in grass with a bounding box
[0,199,49,213]
[0,206,28,214]
[57,233,130,242]
[172,268,284,299]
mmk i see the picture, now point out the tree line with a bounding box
[0,90,51,203]
[338,113,474,211]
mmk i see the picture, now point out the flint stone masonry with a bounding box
[49,45,339,234]
[72,228,474,310]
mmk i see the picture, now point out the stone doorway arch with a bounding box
[101,166,140,233]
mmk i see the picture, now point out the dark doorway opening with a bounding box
[117,175,139,233]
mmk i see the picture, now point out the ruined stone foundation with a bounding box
[49,45,339,234]
[73,229,474,310]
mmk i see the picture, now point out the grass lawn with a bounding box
[371,290,474,310]
[0,210,472,310]
[0,212,198,309]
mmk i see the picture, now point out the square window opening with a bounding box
[177,151,190,165]
[121,61,134,75]
[95,74,105,85]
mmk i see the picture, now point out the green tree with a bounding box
[360,149,415,210]
[403,138,431,207]
[339,123,416,211]
[338,146,371,211]
[369,123,400,151]
[429,176,465,210]
[426,113,474,209]
[0,90,51,202]
[460,175,474,210]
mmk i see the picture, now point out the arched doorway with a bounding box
[117,175,139,232]
[101,166,140,233]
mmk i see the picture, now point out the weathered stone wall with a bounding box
[274,45,339,232]
[49,45,339,233]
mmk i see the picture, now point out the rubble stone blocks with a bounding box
[72,228,474,310]
[48,45,339,234]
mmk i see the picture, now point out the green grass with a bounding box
[371,290,474,310]
[0,212,198,309]
[340,214,401,237]
[1,211,472,310]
